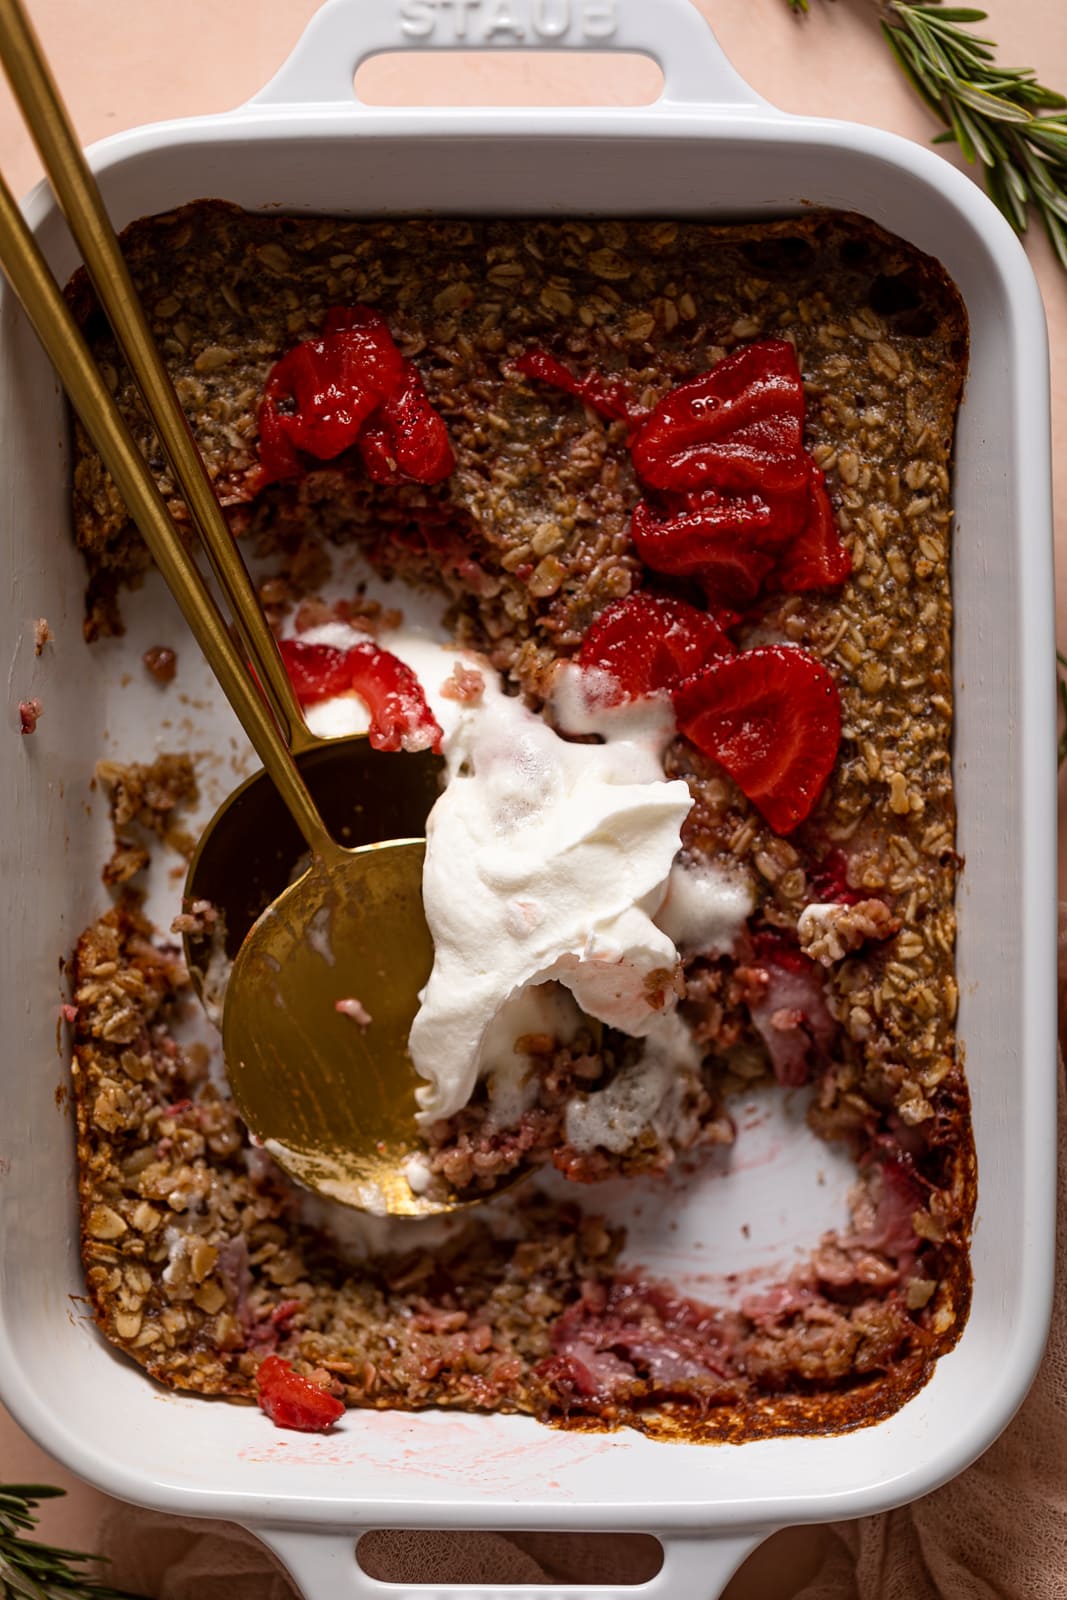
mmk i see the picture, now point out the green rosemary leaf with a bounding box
[910,6,990,22]
[946,98,980,163]
[912,11,997,55]
[1044,208,1067,272]
[1020,149,1067,220]
[0,1484,150,1600]
[953,100,994,165]
[902,12,964,82]
[1026,121,1067,151]
[1002,145,1034,204]
[947,79,1037,124]
[880,22,946,117]
[986,156,1031,230]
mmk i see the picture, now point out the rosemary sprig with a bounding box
[0,1486,146,1600]
[786,1,1067,268]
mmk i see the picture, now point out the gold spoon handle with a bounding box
[0,0,311,754]
[0,182,335,857]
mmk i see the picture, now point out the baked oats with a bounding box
[66,203,973,1439]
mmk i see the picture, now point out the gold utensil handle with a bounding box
[0,176,333,857]
[0,0,310,753]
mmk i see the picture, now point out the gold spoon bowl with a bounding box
[183,736,444,987]
[185,736,471,1218]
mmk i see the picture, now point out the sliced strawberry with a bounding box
[673,645,841,835]
[279,638,443,753]
[257,305,453,488]
[577,592,733,701]
[631,492,775,571]
[347,641,443,754]
[513,348,644,427]
[695,547,780,613]
[255,1355,344,1433]
[375,365,455,483]
[321,305,408,394]
[630,495,783,612]
[278,640,353,704]
[259,329,387,477]
[356,419,402,484]
[255,377,304,484]
[630,340,809,497]
[771,467,852,592]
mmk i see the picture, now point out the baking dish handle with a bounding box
[246,0,770,113]
[255,1525,765,1600]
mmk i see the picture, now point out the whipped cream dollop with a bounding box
[476,982,584,1131]
[410,663,693,1126]
[654,858,754,958]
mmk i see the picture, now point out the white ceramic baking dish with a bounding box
[0,1,1057,1595]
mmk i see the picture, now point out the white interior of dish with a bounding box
[0,104,1055,1536]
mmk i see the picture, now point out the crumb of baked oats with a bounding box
[102,839,151,888]
[34,617,52,655]
[798,898,901,967]
[440,662,486,703]
[95,752,198,863]
[142,644,177,683]
[170,899,218,937]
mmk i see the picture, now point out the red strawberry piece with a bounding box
[257,305,453,488]
[278,640,353,704]
[320,305,408,395]
[673,645,841,835]
[855,1157,925,1265]
[751,484,814,547]
[279,639,443,753]
[375,365,455,483]
[630,495,778,610]
[513,348,645,427]
[356,419,403,484]
[347,641,443,754]
[255,1355,344,1432]
[255,380,305,484]
[744,931,836,1087]
[692,548,777,614]
[771,466,852,592]
[270,1298,304,1329]
[631,491,775,572]
[258,330,389,478]
[577,592,733,700]
[630,340,809,497]
[810,847,863,906]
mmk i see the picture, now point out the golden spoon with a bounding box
[0,0,486,1216]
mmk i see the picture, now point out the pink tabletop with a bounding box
[0,1,1063,1593]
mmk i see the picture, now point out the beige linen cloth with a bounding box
[98,954,1067,1599]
